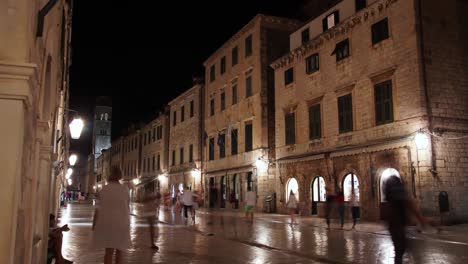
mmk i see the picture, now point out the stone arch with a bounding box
[336,167,359,191]
[379,168,401,203]
[286,177,299,202]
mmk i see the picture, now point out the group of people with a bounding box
[49,167,439,264]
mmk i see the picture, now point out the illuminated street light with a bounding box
[69,154,78,166]
[66,168,73,179]
[255,157,268,172]
[133,178,140,185]
[415,132,429,150]
[69,118,84,139]
[191,169,201,178]
[67,179,72,185]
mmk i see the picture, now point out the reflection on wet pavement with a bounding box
[58,203,468,263]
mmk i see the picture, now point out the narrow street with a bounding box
[59,203,468,264]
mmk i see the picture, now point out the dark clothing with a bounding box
[183,205,193,218]
[351,206,360,219]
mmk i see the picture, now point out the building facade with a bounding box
[203,15,300,210]
[0,0,73,263]
[271,0,468,221]
[92,103,112,171]
[168,83,204,200]
[136,112,170,199]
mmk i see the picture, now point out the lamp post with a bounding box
[69,154,78,166]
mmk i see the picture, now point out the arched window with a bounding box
[380,168,401,202]
[104,113,108,120]
[312,176,326,202]
[286,177,299,202]
[343,173,360,202]
[100,113,104,120]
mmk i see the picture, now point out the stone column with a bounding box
[0,61,37,264]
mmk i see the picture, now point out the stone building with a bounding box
[168,83,204,199]
[136,112,170,198]
[92,103,112,171]
[0,0,73,262]
[95,149,111,191]
[203,15,300,210]
[270,0,468,221]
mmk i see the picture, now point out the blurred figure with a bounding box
[336,190,345,229]
[136,190,161,250]
[244,187,256,223]
[92,168,131,264]
[325,186,336,230]
[47,214,72,264]
[180,185,199,221]
[350,190,360,229]
[384,175,427,264]
[286,190,298,225]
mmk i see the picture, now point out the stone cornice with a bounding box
[203,14,300,67]
[270,0,400,70]
[0,61,39,108]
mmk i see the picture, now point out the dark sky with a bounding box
[69,0,308,158]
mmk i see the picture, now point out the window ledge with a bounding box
[336,56,351,66]
[372,38,392,49]
[285,83,296,89]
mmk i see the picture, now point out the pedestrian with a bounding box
[286,190,298,225]
[325,186,335,230]
[337,189,345,229]
[350,190,360,229]
[180,185,199,221]
[91,167,131,264]
[137,191,161,250]
[384,175,428,264]
[244,187,256,223]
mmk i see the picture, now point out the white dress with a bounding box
[92,183,132,250]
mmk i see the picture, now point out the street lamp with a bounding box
[67,179,72,186]
[255,157,268,173]
[415,131,429,150]
[133,178,140,185]
[69,118,84,139]
[69,154,78,166]
[66,168,73,179]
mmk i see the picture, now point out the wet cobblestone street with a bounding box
[58,203,468,263]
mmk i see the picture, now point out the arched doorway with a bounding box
[232,174,240,209]
[342,173,360,202]
[311,176,326,215]
[220,176,226,208]
[286,177,299,202]
[209,177,217,208]
[380,168,401,219]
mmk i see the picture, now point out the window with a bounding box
[285,112,296,145]
[172,150,176,166]
[301,28,310,44]
[210,98,215,116]
[312,176,327,202]
[220,91,225,111]
[218,133,226,158]
[322,11,339,31]
[232,46,238,66]
[189,144,193,162]
[309,104,321,140]
[232,85,238,105]
[375,80,393,125]
[152,155,155,171]
[153,127,156,141]
[372,18,389,45]
[209,137,215,160]
[338,94,353,133]
[231,129,238,155]
[173,111,176,126]
[245,76,252,98]
[190,100,194,117]
[332,39,350,62]
[157,154,160,170]
[355,0,367,12]
[245,34,252,57]
[284,67,294,85]
[245,123,253,152]
[180,148,184,164]
[220,56,226,75]
[306,53,319,74]
[343,173,360,202]
[143,159,146,173]
[144,133,147,145]
[180,106,185,122]
[210,65,216,82]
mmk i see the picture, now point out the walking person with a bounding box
[325,186,335,230]
[384,175,428,264]
[136,191,161,250]
[350,190,360,229]
[337,190,345,229]
[244,187,256,223]
[180,185,199,222]
[92,168,131,264]
[287,190,298,225]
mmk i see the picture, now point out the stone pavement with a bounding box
[57,203,468,263]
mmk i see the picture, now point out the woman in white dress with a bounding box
[92,168,131,264]
[287,190,298,225]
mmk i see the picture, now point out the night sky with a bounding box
[69,0,309,159]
